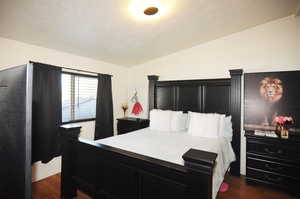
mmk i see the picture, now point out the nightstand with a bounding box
[245,131,300,196]
[117,118,150,135]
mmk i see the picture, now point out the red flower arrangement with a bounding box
[273,116,294,125]
[273,116,294,139]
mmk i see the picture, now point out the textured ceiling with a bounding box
[0,0,298,67]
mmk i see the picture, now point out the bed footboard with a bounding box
[183,149,217,199]
[60,125,217,199]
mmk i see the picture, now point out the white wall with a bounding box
[0,37,129,181]
[298,15,300,56]
[127,15,300,175]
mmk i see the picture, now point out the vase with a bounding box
[276,124,289,139]
[281,128,289,139]
[275,125,282,137]
[123,109,127,118]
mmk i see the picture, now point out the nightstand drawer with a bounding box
[247,140,300,162]
[117,118,150,135]
[117,124,140,134]
[117,125,139,134]
[247,157,300,179]
[247,168,300,188]
[118,121,139,132]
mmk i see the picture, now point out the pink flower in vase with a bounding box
[273,116,294,125]
[273,116,284,125]
[283,117,293,123]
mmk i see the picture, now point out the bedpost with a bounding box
[148,75,159,117]
[229,69,243,176]
[183,149,217,199]
[60,124,81,199]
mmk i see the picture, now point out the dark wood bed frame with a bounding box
[60,69,243,199]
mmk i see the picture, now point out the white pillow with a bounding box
[170,111,187,132]
[218,114,226,136]
[188,112,221,138]
[222,116,233,142]
[186,111,193,129]
[149,109,172,131]
[186,112,190,129]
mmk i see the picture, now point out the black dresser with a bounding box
[245,131,300,196]
[117,118,150,135]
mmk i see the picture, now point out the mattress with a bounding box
[96,128,236,199]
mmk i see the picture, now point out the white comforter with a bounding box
[96,128,236,199]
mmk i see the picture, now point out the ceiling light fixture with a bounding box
[129,0,174,20]
[144,6,159,15]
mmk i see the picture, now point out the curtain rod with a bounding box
[29,61,113,77]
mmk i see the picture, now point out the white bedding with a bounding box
[96,128,236,199]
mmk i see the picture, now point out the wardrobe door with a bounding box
[0,64,32,199]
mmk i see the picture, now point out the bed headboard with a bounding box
[148,69,243,176]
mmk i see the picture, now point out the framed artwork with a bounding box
[244,71,300,133]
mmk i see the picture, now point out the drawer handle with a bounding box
[264,148,283,155]
[265,164,284,171]
[264,174,282,182]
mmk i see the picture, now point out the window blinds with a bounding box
[62,73,98,123]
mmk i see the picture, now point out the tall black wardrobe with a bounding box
[0,64,32,199]
[0,62,62,199]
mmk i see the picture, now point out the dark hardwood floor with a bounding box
[32,174,90,199]
[32,174,297,199]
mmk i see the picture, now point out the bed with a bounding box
[60,69,243,199]
[96,128,236,199]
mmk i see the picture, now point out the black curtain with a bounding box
[32,63,62,164]
[95,74,114,140]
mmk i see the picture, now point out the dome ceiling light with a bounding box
[129,0,174,20]
[144,6,159,15]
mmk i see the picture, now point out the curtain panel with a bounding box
[32,63,62,163]
[95,74,114,140]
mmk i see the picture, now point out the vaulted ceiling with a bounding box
[0,0,298,67]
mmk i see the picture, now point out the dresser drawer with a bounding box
[247,157,300,179]
[245,131,300,196]
[247,140,300,162]
[247,168,300,189]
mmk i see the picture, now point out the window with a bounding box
[62,73,98,123]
